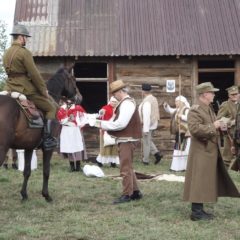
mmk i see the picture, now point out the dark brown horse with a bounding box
[0,65,82,202]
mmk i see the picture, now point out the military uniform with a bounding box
[2,24,58,150]
[183,82,239,221]
[3,41,56,119]
[217,86,239,167]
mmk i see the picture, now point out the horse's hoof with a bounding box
[45,195,53,202]
[21,196,28,202]
[21,191,28,202]
[42,193,53,202]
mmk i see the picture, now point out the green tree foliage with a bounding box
[0,20,8,90]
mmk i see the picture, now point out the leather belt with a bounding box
[8,73,28,78]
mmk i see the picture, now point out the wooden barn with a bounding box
[13,0,240,156]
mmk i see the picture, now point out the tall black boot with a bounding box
[75,161,81,172]
[190,203,213,221]
[43,119,58,150]
[154,152,163,165]
[69,161,75,172]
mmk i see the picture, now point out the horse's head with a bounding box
[61,65,82,104]
[47,64,82,104]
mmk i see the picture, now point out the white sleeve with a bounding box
[181,108,189,122]
[101,100,135,131]
[142,102,151,133]
[164,103,176,115]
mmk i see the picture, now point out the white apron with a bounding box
[60,126,84,153]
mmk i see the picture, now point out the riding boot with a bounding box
[69,161,75,172]
[75,161,81,172]
[43,119,58,150]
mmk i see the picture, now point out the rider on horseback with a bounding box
[2,24,58,150]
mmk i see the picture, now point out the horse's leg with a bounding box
[42,149,54,202]
[20,149,33,201]
[0,146,9,166]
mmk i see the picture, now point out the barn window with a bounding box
[74,62,108,113]
[74,62,107,79]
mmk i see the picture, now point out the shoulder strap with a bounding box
[6,47,21,73]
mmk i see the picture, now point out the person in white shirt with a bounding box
[90,80,142,204]
[138,84,163,165]
[163,95,190,171]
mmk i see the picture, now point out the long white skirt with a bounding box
[170,137,191,171]
[60,126,84,153]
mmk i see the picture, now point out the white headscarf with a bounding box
[175,95,190,108]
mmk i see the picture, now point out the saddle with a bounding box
[17,99,44,128]
[0,91,44,128]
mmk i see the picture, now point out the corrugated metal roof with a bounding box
[13,0,240,57]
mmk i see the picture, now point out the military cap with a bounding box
[226,85,239,95]
[10,24,31,37]
[196,82,219,94]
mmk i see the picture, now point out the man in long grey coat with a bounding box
[183,82,240,221]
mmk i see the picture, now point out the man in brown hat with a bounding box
[92,80,143,204]
[183,82,240,221]
[217,85,239,167]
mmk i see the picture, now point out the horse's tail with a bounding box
[0,95,21,165]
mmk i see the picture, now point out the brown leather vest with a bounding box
[108,97,142,139]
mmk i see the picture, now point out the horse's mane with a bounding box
[46,67,72,102]
[47,67,66,91]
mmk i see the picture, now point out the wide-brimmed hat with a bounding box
[196,82,219,94]
[110,80,128,93]
[226,85,239,95]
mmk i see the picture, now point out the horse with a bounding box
[0,65,82,202]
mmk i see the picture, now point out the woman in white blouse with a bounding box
[163,95,191,172]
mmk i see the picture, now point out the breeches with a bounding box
[118,142,139,195]
[28,94,57,119]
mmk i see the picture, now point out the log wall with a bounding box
[115,56,194,155]
[35,56,240,158]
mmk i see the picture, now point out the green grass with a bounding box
[0,153,239,240]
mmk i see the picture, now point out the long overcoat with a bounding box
[183,101,239,203]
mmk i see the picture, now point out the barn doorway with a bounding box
[73,62,109,159]
[74,62,108,113]
[198,59,235,113]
